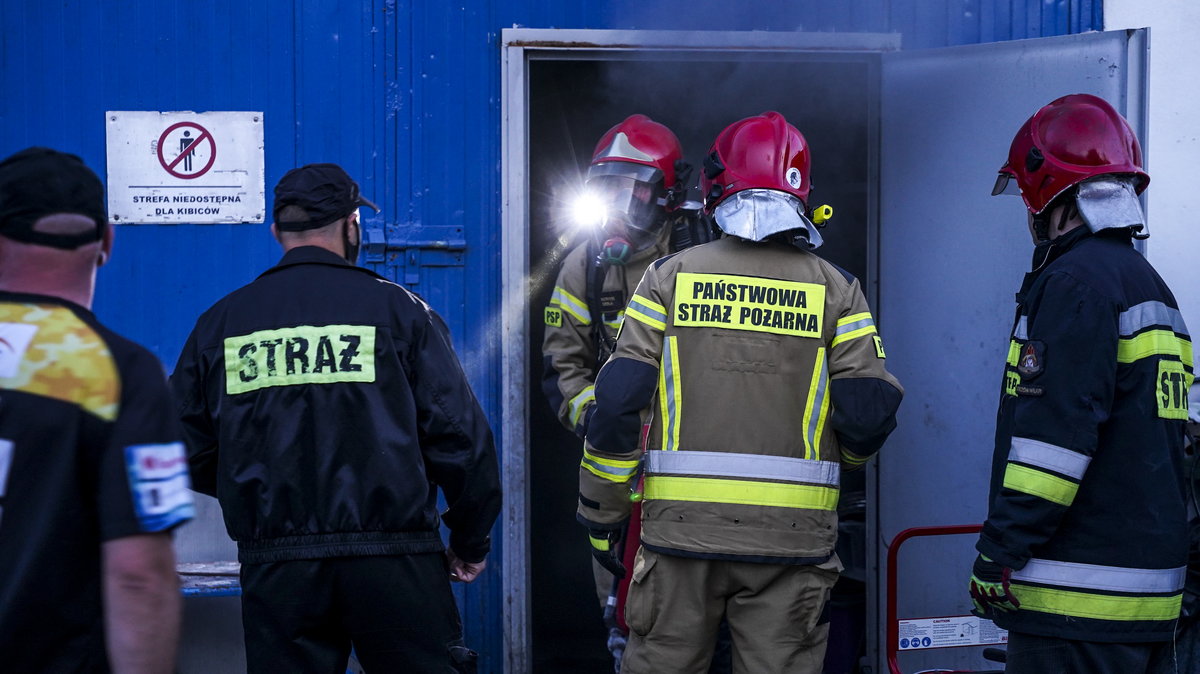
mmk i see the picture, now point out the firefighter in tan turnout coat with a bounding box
[543,115,709,667]
[578,112,903,673]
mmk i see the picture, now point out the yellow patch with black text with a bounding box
[224,324,375,395]
[873,335,886,359]
[544,306,563,328]
[1157,359,1193,420]
[672,272,824,338]
[1005,371,1020,397]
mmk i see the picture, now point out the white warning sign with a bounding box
[105,111,264,224]
[897,615,1008,651]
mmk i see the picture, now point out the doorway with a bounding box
[503,29,896,672]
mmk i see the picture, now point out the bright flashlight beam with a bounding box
[571,192,607,229]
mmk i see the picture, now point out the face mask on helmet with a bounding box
[584,162,666,247]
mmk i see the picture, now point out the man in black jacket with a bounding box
[970,95,1193,673]
[172,163,501,673]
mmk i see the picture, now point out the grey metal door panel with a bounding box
[876,29,1148,672]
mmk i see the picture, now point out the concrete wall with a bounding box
[1106,1,1200,333]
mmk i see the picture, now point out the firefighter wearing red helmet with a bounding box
[577,111,902,672]
[970,94,1193,673]
[541,114,711,666]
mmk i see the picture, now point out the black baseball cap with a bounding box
[273,163,380,231]
[0,147,107,249]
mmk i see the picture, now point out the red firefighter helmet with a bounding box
[587,115,684,222]
[588,114,683,195]
[992,93,1149,214]
[701,111,811,215]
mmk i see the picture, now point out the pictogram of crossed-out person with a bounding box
[178,131,196,172]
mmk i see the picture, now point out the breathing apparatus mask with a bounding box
[573,163,667,266]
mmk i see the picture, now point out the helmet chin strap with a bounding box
[1031,196,1077,244]
[1030,212,1051,243]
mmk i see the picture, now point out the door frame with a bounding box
[499,28,899,672]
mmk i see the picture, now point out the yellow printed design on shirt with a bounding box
[0,303,120,421]
[672,273,825,338]
[225,325,376,395]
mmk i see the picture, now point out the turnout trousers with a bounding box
[1005,631,1156,674]
[621,546,836,674]
[240,553,475,673]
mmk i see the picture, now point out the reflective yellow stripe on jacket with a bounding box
[643,450,840,511]
[581,447,640,483]
[550,286,591,325]
[1011,558,1185,622]
[627,295,667,332]
[801,347,830,460]
[567,385,595,428]
[658,335,682,452]
[831,312,877,349]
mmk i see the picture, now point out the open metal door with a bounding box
[875,29,1148,673]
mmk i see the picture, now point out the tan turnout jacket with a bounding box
[579,236,903,563]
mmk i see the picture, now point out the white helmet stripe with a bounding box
[594,132,655,163]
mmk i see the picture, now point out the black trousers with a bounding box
[1005,631,1156,674]
[240,554,475,674]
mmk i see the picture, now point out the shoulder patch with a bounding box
[125,442,195,531]
[1016,340,1045,379]
[544,306,563,327]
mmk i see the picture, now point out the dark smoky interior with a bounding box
[525,54,877,672]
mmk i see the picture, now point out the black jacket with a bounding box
[172,246,501,564]
[978,228,1193,642]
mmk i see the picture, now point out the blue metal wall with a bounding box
[0,1,1100,670]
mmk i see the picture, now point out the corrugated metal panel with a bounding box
[0,1,1101,671]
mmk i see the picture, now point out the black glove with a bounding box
[589,527,626,579]
[969,554,1021,616]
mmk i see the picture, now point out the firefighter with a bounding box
[0,148,193,672]
[969,94,1194,673]
[172,163,500,673]
[542,114,707,662]
[577,111,904,673]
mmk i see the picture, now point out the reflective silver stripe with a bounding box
[662,336,679,452]
[628,297,667,325]
[1008,437,1090,480]
[1013,316,1028,340]
[805,352,829,458]
[834,316,875,337]
[1011,558,1187,594]
[646,450,840,486]
[581,456,639,480]
[1119,301,1189,337]
[551,287,591,324]
[568,385,595,427]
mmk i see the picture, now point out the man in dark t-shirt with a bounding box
[0,148,194,672]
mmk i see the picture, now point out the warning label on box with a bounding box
[897,615,1008,651]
